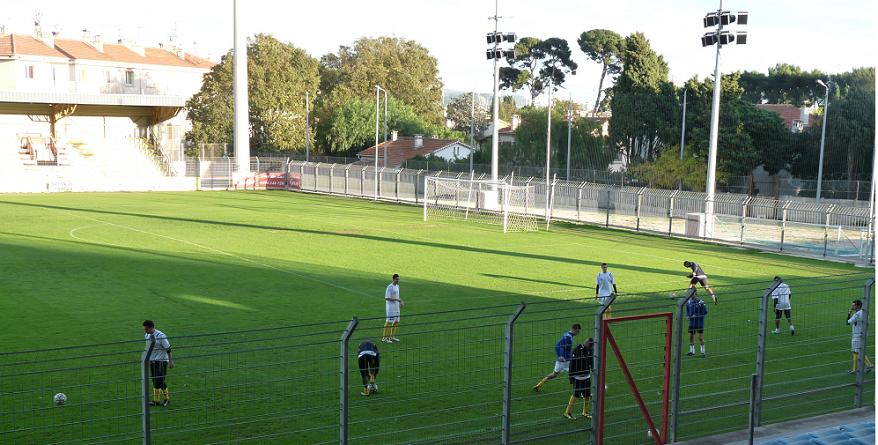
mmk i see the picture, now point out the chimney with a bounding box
[414,134,423,148]
[391,130,398,141]
[83,30,103,52]
[118,37,145,57]
[34,20,54,48]
[511,114,521,130]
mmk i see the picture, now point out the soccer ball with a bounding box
[368,383,379,393]
[53,393,67,406]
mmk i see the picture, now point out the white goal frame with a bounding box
[422,175,539,233]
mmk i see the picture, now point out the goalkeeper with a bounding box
[357,340,380,396]
[683,261,717,305]
[564,337,594,420]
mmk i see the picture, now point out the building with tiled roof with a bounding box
[754,104,818,133]
[0,26,215,164]
[357,134,475,167]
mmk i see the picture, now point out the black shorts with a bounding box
[149,361,168,389]
[688,327,704,334]
[775,309,792,319]
[690,276,708,287]
[358,354,380,384]
[572,378,591,398]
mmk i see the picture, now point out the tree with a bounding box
[318,36,444,131]
[608,32,678,164]
[507,107,614,171]
[323,98,464,154]
[628,146,718,190]
[577,29,624,115]
[499,95,518,121]
[445,93,488,135]
[499,37,577,102]
[185,34,319,153]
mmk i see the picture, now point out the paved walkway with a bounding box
[673,406,874,445]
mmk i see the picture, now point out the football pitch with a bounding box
[0,190,872,444]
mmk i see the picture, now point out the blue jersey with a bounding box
[686,299,708,330]
[555,331,575,360]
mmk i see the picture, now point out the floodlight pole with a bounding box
[232,0,250,175]
[490,0,501,184]
[566,93,573,181]
[545,79,552,218]
[704,0,724,238]
[470,90,476,172]
[305,91,310,162]
[816,79,830,202]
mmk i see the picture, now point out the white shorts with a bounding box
[553,360,570,373]
[852,338,863,353]
[386,312,400,323]
[598,295,612,306]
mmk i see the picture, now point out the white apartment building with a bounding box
[0,26,213,191]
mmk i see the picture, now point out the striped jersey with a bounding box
[145,329,171,362]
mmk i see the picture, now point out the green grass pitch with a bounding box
[0,191,872,444]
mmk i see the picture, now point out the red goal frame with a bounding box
[597,312,673,445]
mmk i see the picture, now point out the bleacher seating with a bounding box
[757,421,875,445]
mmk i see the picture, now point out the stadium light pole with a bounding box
[486,0,515,184]
[374,85,388,200]
[470,90,476,173]
[565,93,573,181]
[232,0,250,176]
[305,91,310,162]
[545,78,552,217]
[701,3,747,236]
[815,79,830,202]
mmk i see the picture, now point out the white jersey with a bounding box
[596,271,615,298]
[771,283,791,310]
[849,309,865,339]
[145,329,171,362]
[385,283,400,315]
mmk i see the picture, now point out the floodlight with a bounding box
[718,31,734,45]
[701,32,717,47]
[737,11,748,25]
[735,31,747,45]
[502,49,515,59]
[720,11,735,25]
[703,13,718,28]
[503,32,517,43]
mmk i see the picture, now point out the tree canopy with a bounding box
[185,34,319,153]
[499,37,577,102]
[577,29,624,115]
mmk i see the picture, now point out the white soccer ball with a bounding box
[369,383,379,393]
[53,393,67,406]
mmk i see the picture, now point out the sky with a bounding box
[3,0,875,107]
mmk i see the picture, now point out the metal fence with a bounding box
[1,274,872,444]
[219,160,874,264]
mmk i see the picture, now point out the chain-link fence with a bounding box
[219,160,874,264]
[1,274,872,444]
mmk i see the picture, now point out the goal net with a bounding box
[423,176,539,233]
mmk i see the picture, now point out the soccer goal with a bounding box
[423,176,539,232]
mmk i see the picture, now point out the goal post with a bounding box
[423,176,539,232]
[596,312,673,445]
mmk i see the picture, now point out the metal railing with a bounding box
[226,160,875,264]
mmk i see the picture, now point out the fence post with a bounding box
[823,205,835,257]
[670,288,695,443]
[255,156,260,173]
[415,170,423,204]
[360,168,365,197]
[635,187,644,231]
[754,277,782,427]
[668,191,678,237]
[329,165,334,194]
[748,373,759,445]
[605,187,611,228]
[299,163,305,190]
[740,197,750,245]
[855,278,874,407]
[344,166,350,195]
[780,202,789,252]
[501,303,526,445]
[314,163,320,192]
[141,335,156,445]
[340,317,359,445]
[576,182,584,221]
[592,294,616,442]
[395,170,401,202]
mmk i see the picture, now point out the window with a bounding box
[25,65,34,79]
[125,69,134,85]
